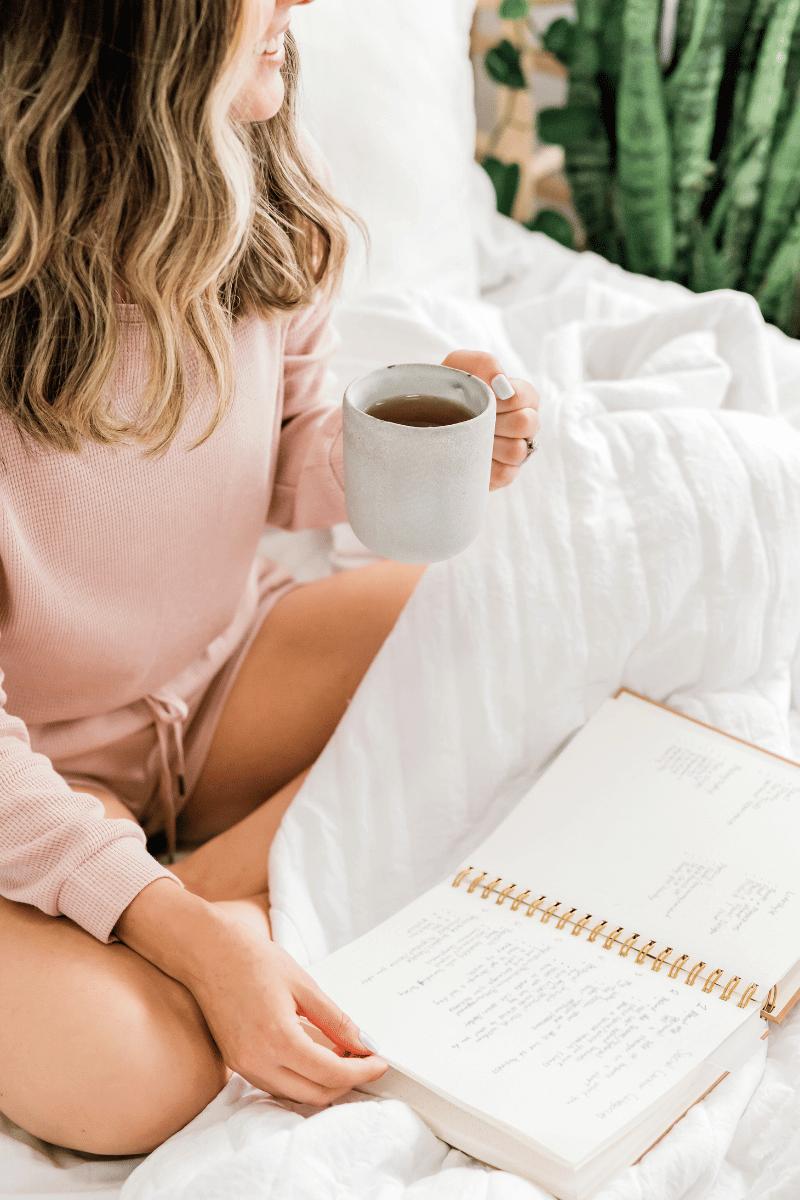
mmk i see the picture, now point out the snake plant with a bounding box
[482,0,800,336]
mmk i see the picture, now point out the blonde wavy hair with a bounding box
[0,0,348,453]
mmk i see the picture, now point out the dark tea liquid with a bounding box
[365,394,475,428]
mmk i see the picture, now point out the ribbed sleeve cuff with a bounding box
[57,836,185,945]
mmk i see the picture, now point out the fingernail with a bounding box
[358,1029,380,1053]
[491,374,515,401]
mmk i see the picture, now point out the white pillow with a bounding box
[293,0,480,301]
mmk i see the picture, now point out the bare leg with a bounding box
[171,768,309,901]
[176,561,425,867]
[0,786,235,1156]
[0,563,424,1155]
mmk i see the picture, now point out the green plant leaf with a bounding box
[527,209,576,248]
[499,0,530,17]
[537,104,601,146]
[481,155,521,216]
[689,225,729,292]
[542,17,578,66]
[484,39,527,89]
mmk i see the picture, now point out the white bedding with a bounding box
[3,214,800,1200]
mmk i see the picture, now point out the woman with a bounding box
[0,0,540,1157]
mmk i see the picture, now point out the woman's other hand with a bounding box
[114,880,387,1107]
[182,907,388,1105]
[442,351,540,492]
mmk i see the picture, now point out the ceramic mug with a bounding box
[342,363,495,563]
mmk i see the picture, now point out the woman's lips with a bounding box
[255,25,288,64]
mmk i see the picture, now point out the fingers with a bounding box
[442,349,505,390]
[230,1010,387,1106]
[268,1065,352,1108]
[491,379,542,477]
[493,376,540,414]
[293,977,374,1056]
[266,976,388,1105]
[490,461,518,491]
[282,1023,387,1091]
[492,435,530,467]
[494,407,540,440]
[442,353,540,412]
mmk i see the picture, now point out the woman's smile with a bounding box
[254,23,288,67]
[232,0,298,118]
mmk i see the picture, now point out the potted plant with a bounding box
[482,0,800,335]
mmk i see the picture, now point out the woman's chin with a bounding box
[232,72,286,123]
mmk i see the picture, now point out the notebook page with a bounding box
[311,880,751,1165]
[470,694,800,985]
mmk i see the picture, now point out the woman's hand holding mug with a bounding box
[441,350,540,493]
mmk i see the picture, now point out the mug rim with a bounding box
[343,363,494,430]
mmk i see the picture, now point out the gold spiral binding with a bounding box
[686,960,706,987]
[604,926,625,950]
[467,870,487,895]
[702,968,725,994]
[557,907,577,931]
[652,947,673,973]
[668,954,690,981]
[738,983,758,1009]
[526,895,547,918]
[450,866,777,1018]
[721,975,741,1001]
[619,933,640,959]
[636,939,657,965]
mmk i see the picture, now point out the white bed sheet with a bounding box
[3,212,800,1200]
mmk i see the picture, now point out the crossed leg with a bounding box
[0,560,424,1156]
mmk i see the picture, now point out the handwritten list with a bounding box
[472,697,800,984]
[313,883,750,1163]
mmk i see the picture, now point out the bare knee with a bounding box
[0,899,230,1156]
[67,970,231,1157]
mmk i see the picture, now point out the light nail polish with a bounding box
[491,373,516,401]
[358,1029,380,1053]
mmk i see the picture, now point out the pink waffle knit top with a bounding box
[0,290,346,943]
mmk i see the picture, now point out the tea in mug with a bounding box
[365,394,474,428]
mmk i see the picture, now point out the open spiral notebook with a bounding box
[311,690,800,1200]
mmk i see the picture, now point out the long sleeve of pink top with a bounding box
[267,284,346,530]
[0,696,180,944]
[0,284,347,943]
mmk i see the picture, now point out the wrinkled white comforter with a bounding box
[118,229,800,1200]
[3,225,799,1200]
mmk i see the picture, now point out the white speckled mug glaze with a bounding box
[343,364,495,563]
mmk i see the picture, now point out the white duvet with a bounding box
[3,220,799,1200]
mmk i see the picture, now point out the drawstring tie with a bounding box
[144,691,188,864]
